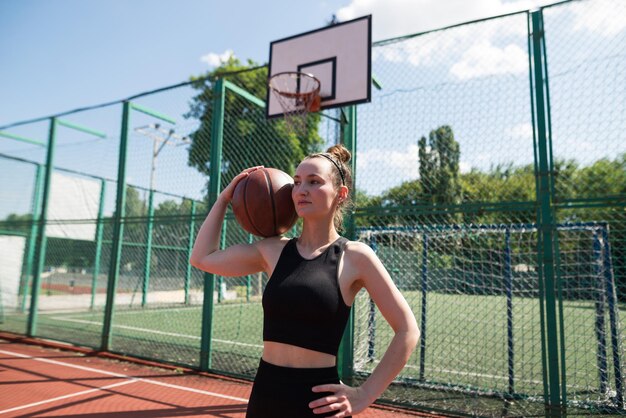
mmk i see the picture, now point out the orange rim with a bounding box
[268,71,321,112]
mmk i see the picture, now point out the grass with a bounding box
[2,290,622,414]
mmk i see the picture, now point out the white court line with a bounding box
[49,316,264,349]
[0,380,137,415]
[110,304,254,316]
[0,349,249,411]
[365,361,544,385]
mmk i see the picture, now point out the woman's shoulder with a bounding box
[255,235,294,275]
[341,240,382,283]
[255,235,292,255]
[343,239,376,260]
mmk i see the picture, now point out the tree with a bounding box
[1,213,32,234]
[416,125,462,225]
[151,198,207,247]
[418,125,461,206]
[185,57,325,196]
[373,180,424,226]
[103,186,148,245]
[381,181,423,207]
[459,163,536,224]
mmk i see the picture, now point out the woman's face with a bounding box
[292,158,338,219]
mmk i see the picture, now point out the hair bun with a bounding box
[326,144,351,164]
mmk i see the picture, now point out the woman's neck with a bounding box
[298,221,340,251]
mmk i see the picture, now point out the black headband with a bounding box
[318,153,346,185]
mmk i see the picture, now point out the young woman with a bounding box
[190,144,419,417]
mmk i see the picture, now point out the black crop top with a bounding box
[262,237,351,356]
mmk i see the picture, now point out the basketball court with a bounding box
[3,1,622,416]
[0,334,445,417]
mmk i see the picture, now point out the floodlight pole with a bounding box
[148,124,175,193]
[133,123,184,307]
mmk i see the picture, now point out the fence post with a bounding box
[592,230,609,394]
[338,105,356,382]
[217,221,227,303]
[91,179,106,310]
[200,77,225,371]
[21,164,44,312]
[366,235,377,363]
[246,234,253,302]
[184,200,197,305]
[101,101,131,351]
[142,189,155,306]
[504,228,515,396]
[529,10,563,417]
[419,231,428,381]
[601,226,624,408]
[27,118,57,336]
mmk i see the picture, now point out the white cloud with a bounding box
[506,122,533,140]
[459,161,472,173]
[200,49,235,67]
[341,0,556,80]
[450,41,528,80]
[372,32,458,67]
[357,143,419,193]
[568,0,626,37]
[336,0,554,41]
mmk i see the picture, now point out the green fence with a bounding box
[1,0,625,416]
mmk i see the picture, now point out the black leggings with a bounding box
[246,358,350,417]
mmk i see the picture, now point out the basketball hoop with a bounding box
[268,71,321,136]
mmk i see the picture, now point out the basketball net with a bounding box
[268,72,321,138]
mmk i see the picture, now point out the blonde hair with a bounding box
[305,144,353,231]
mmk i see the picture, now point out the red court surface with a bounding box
[0,336,442,417]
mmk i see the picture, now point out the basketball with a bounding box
[231,167,298,237]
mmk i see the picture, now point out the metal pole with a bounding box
[366,234,377,363]
[91,179,106,310]
[101,101,131,350]
[419,232,428,381]
[246,233,253,302]
[530,10,562,417]
[184,200,196,305]
[592,230,609,394]
[21,164,44,312]
[338,105,356,382]
[217,221,227,304]
[601,227,624,408]
[142,189,154,307]
[504,228,515,396]
[527,11,550,408]
[27,118,57,336]
[200,78,225,371]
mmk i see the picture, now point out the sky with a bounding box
[0,0,558,127]
[1,0,624,222]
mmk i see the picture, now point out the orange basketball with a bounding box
[231,167,298,237]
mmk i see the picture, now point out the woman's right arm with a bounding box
[189,167,267,277]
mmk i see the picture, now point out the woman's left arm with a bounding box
[310,242,420,416]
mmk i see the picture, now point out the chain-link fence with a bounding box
[1,0,625,416]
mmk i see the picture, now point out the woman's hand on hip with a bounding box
[310,383,372,417]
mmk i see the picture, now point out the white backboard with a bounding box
[267,15,372,118]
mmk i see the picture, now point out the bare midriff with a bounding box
[262,341,337,368]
